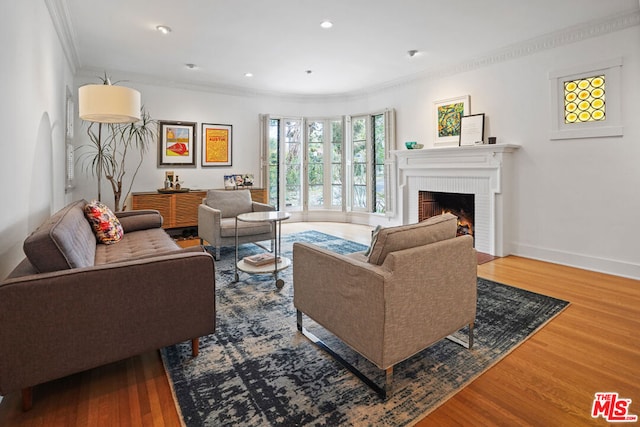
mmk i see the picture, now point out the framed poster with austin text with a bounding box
[202,123,232,167]
[434,95,470,146]
[158,121,196,166]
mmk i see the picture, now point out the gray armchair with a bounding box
[293,213,477,398]
[198,189,275,260]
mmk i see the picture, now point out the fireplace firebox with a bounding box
[418,191,474,236]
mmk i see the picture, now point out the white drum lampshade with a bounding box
[78,84,141,123]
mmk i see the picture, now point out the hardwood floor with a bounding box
[1,222,638,426]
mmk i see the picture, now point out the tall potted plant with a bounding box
[79,102,156,212]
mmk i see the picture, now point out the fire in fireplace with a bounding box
[418,191,475,236]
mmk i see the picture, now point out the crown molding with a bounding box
[45,0,81,73]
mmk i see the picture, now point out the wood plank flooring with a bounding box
[1,222,638,426]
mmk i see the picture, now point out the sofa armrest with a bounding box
[0,251,215,394]
[198,204,222,245]
[251,201,275,212]
[293,242,389,365]
[116,210,163,232]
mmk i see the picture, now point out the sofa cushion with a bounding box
[23,200,97,273]
[219,217,272,238]
[94,228,179,265]
[367,213,458,265]
[204,189,253,218]
[84,200,124,244]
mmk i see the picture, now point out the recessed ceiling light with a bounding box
[305,70,313,74]
[156,25,172,34]
[407,49,419,57]
[245,72,253,77]
[185,63,197,69]
[320,20,333,29]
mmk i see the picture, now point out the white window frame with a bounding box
[304,117,344,211]
[549,57,623,140]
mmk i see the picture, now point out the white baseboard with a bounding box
[512,243,640,280]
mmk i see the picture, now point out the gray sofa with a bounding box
[0,200,216,410]
[293,213,477,398]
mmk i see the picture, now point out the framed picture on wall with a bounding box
[459,113,485,146]
[201,123,232,167]
[158,120,197,167]
[434,95,470,146]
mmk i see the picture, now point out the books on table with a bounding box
[243,253,280,266]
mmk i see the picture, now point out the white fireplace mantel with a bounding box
[392,144,520,256]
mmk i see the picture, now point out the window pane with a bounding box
[353,140,366,162]
[308,121,323,142]
[331,164,341,184]
[284,120,302,209]
[285,120,300,142]
[353,163,366,185]
[332,185,342,206]
[375,164,385,213]
[308,142,323,163]
[331,120,343,143]
[352,118,366,141]
[285,184,300,207]
[353,185,367,208]
[309,185,323,206]
[331,142,342,163]
[308,164,323,185]
[268,119,280,209]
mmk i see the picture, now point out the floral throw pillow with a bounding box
[83,200,124,244]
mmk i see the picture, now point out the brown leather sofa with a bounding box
[0,200,216,410]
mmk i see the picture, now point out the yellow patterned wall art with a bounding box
[564,75,605,123]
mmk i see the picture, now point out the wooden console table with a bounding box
[132,191,206,229]
[132,188,268,229]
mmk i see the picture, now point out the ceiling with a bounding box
[65,0,639,96]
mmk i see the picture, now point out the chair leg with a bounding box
[191,337,199,357]
[296,309,393,399]
[215,247,221,261]
[446,322,474,349]
[22,387,32,411]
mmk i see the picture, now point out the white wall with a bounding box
[0,1,74,279]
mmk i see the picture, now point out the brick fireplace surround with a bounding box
[392,144,520,256]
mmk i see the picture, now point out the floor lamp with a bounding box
[78,83,141,201]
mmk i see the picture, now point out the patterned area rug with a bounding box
[161,231,569,426]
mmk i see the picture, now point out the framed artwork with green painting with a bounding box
[434,95,470,146]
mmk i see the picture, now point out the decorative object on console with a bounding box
[202,123,233,167]
[224,174,255,189]
[459,113,485,146]
[158,121,197,167]
[79,74,153,211]
[405,141,424,149]
[434,95,470,146]
[488,136,497,144]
